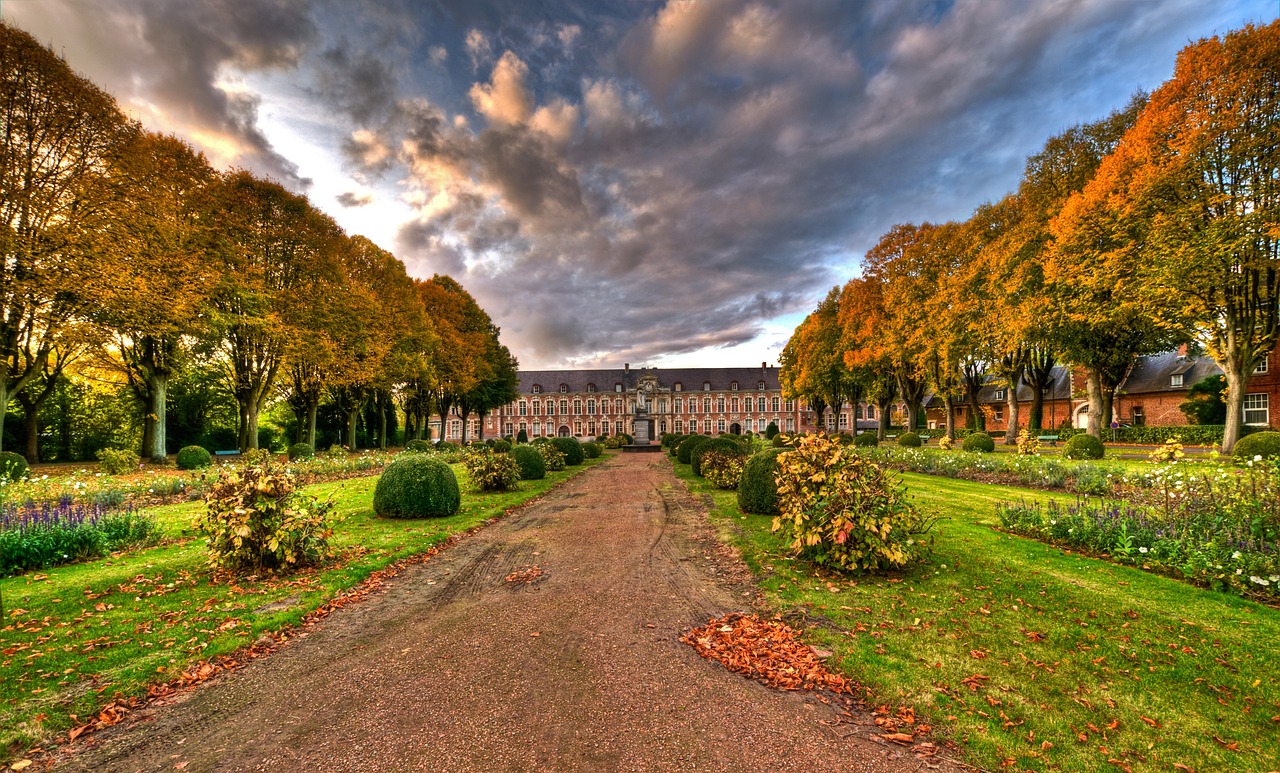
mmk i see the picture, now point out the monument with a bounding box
[621,375,663,453]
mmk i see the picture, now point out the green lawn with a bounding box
[0,457,604,759]
[675,462,1280,772]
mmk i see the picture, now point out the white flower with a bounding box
[1232,551,1242,560]
[1250,576,1271,586]
[1255,455,1263,462]
[1139,547,1149,554]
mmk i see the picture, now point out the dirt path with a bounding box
[53,453,954,772]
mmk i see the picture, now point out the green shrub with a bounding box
[617,432,633,445]
[660,433,679,448]
[773,434,932,572]
[323,444,349,459]
[491,439,512,453]
[765,421,779,440]
[962,432,996,453]
[485,438,496,448]
[435,441,460,452]
[1063,433,1104,460]
[582,441,602,459]
[97,447,140,475]
[287,442,314,461]
[0,502,160,577]
[405,439,431,453]
[853,432,878,448]
[516,429,529,445]
[243,448,274,466]
[0,451,28,482]
[461,448,521,491]
[511,445,546,480]
[373,455,461,518]
[677,435,711,465]
[200,463,333,573]
[896,432,921,448]
[550,436,585,465]
[693,437,746,476]
[539,443,567,471]
[702,451,748,489]
[836,432,854,445]
[176,445,213,471]
[1232,431,1280,463]
[737,448,787,515]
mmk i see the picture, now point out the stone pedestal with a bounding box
[632,411,651,444]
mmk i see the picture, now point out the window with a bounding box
[839,414,848,429]
[703,382,711,391]
[559,384,569,393]
[1245,393,1269,425]
[744,418,754,432]
[615,398,623,413]
[757,397,766,411]
[771,397,780,412]
[717,419,726,433]
[758,381,766,390]
[518,401,527,416]
[586,383,597,393]
[573,400,582,415]
[856,405,864,419]
[1131,406,1146,426]
[785,418,795,432]
[588,399,597,415]
[716,397,725,413]
[588,422,596,436]
[659,421,667,433]
[675,398,683,413]
[730,397,739,412]
[574,421,582,436]
[867,405,876,419]
[1258,357,1270,374]
[674,382,682,392]
[1171,374,1184,387]
[614,382,623,392]
[505,422,513,436]
[531,384,542,393]
[994,389,1006,400]
[546,401,555,416]
[675,419,684,433]
[785,400,795,412]
[993,408,1004,421]
[689,419,698,432]
[730,381,738,391]
[559,399,569,415]
[703,397,712,412]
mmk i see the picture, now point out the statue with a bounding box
[635,381,654,413]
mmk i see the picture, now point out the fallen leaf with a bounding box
[10,761,33,771]
[1140,716,1161,728]
[881,732,915,744]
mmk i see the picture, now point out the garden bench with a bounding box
[215,450,239,456]
[1037,434,1059,446]
[886,434,897,440]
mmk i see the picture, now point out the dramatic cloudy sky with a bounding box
[7,0,1271,368]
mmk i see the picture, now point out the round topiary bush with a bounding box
[0,450,29,481]
[737,448,787,515]
[491,439,512,453]
[897,432,922,448]
[550,436,585,466]
[405,439,431,453]
[853,432,878,448]
[1062,433,1104,460]
[581,441,602,459]
[692,437,746,477]
[764,421,779,440]
[176,445,212,471]
[677,435,711,465]
[435,440,460,452]
[287,442,314,461]
[516,428,529,445]
[511,444,546,480]
[1231,431,1280,463]
[373,455,461,519]
[962,432,996,453]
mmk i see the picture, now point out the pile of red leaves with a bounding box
[680,612,852,693]
[505,565,544,584]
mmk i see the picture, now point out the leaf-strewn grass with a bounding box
[0,456,604,758]
[675,462,1280,772]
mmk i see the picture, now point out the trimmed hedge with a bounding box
[0,451,29,481]
[853,432,878,448]
[373,455,461,518]
[550,436,585,466]
[405,439,431,453]
[737,448,787,515]
[1231,431,1280,462]
[511,445,546,480]
[175,445,212,471]
[582,441,602,459]
[287,442,314,461]
[1063,433,1105,460]
[491,439,512,453]
[962,432,995,453]
[677,435,711,464]
[692,437,746,477]
[897,432,921,448]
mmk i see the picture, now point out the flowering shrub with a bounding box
[96,447,140,475]
[1016,428,1040,456]
[773,434,932,572]
[937,436,954,451]
[199,463,334,574]
[855,446,1126,496]
[702,451,747,490]
[462,448,521,491]
[0,500,160,576]
[1149,437,1185,463]
[538,443,567,471]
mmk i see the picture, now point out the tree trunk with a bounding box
[876,400,892,440]
[1004,388,1019,445]
[378,397,389,450]
[148,372,168,462]
[140,415,155,461]
[345,407,358,451]
[306,402,318,448]
[1086,369,1104,439]
[1223,366,1246,453]
[18,394,39,463]
[244,404,260,451]
[943,395,955,440]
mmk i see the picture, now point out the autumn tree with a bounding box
[780,287,858,432]
[1066,22,1280,452]
[836,277,897,440]
[0,23,133,450]
[416,275,492,443]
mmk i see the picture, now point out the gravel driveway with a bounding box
[53,453,955,772]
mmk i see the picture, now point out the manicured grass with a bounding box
[0,457,604,758]
[675,463,1280,772]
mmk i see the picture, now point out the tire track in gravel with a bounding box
[51,453,958,773]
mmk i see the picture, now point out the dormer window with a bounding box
[994,389,1006,400]
[703,382,711,391]
[586,383,597,393]
[614,382,623,392]
[730,381,738,391]
[559,384,569,393]
[531,384,542,394]
[1171,374,1184,387]
[757,381,766,390]
[674,382,682,392]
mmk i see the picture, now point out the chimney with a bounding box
[1176,343,1189,360]
[762,361,767,370]
[624,363,630,373]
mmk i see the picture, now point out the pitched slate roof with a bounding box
[1118,351,1221,394]
[516,365,782,395]
[925,365,1073,408]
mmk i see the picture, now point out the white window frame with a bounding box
[1171,374,1184,387]
[1244,393,1269,426]
[1256,357,1269,374]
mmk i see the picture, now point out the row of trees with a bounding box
[0,22,518,462]
[780,21,1280,453]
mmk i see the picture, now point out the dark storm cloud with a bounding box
[336,191,373,207]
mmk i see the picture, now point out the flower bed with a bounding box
[997,461,1280,600]
[857,446,1126,496]
[0,500,161,576]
